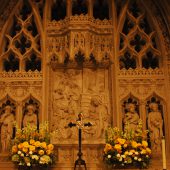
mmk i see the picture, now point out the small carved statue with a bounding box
[148,102,163,153]
[87,95,108,139]
[123,103,139,132]
[0,105,15,152]
[23,104,37,128]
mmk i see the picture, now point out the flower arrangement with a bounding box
[103,120,151,169]
[11,122,56,168]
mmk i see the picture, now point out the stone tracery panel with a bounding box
[0,0,42,72]
[119,1,161,70]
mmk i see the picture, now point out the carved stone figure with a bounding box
[148,102,163,153]
[86,95,108,139]
[23,104,37,128]
[53,86,68,116]
[123,103,139,131]
[0,105,15,152]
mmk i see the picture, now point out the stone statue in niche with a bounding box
[123,103,139,132]
[23,104,38,128]
[0,105,15,152]
[85,95,109,139]
[148,102,163,153]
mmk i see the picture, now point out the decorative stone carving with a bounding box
[51,68,110,143]
[118,68,164,77]
[47,15,113,34]
[148,102,163,154]
[0,71,43,80]
[0,105,15,153]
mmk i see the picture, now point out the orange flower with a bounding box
[18,143,23,149]
[38,150,44,155]
[29,139,35,145]
[104,144,112,153]
[12,145,18,153]
[41,142,47,149]
[29,145,36,152]
[117,138,126,145]
[22,147,28,153]
[47,144,54,151]
[114,144,122,151]
[35,141,41,147]
[46,150,52,155]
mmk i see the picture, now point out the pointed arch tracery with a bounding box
[0,0,43,72]
[118,1,161,70]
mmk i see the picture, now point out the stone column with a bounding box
[88,0,93,17]
[18,102,25,128]
[139,100,147,130]
[66,0,72,17]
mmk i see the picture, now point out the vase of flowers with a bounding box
[11,122,56,170]
[103,120,151,169]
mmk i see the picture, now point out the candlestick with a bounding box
[162,136,167,170]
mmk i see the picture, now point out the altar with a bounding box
[0,0,170,169]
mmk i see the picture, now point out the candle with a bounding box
[162,136,167,170]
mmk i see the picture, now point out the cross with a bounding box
[67,113,92,170]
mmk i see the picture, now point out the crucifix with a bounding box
[68,113,92,170]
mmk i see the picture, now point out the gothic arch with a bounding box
[117,1,163,70]
[0,0,43,72]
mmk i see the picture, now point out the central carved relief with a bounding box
[50,68,110,144]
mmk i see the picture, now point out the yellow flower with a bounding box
[35,141,41,147]
[23,142,29,148]
[29,145,36,152]
[46,149,52,155]
[39,150,44,155]
[131,141,138,148]
[146,147,151,154]
[117,138,126,145]
[141,149,147,154]
[137,143,142,147]
[142,141,148,148]
[18,143,23,149]
[41,142,47,149]
[123,143,128,148]
[12,145,18,153]
[130,149,135,153]
[104,144,112,153]
[114,144,122,151]
[47,144,54,151]
[30,139,35,145]
[124,151,129,156]
[22,147,28,153]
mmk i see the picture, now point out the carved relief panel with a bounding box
[50,68,110,144]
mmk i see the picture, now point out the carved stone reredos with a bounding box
[47,15,113,68]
